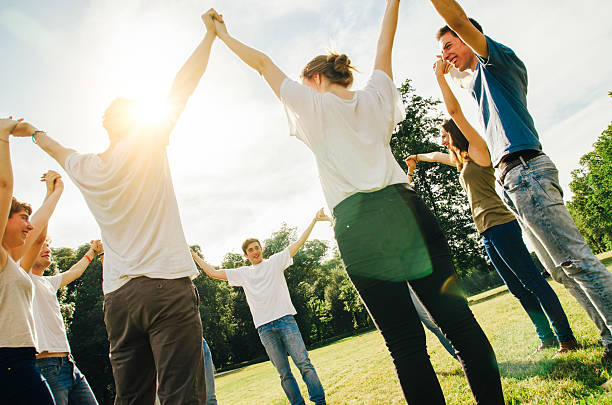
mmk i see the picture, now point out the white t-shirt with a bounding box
[0,257,37,348]
[280,69,410,209]
[29,272,70,353]
[225,248,296,328]
[64,131,197,294]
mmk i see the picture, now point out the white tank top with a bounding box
[0,255,37,348]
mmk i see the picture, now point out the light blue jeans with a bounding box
[202,339,217,405]
[257,315,325,405]
[410,289,457,358]
[36,355,98,405]
[500,154,612,348]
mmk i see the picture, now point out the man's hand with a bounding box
[11,122,38,138]
[91,240,103,255]
[201,8,220,35]
[41,170,63,195]
[1,117,20,137]
[433,57,451,77]
[314,208,331,222]
[405,155,418,170]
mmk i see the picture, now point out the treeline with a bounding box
[48,79,508,403]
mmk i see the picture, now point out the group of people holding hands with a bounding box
[2,1,611,404]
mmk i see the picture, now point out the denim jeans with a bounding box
[36,355,98,405]
[0,347,55,405]
[410,289,457,358]
[202,339,217,405]
[500,154,612,346]
[481,219,574,343]
[257,315,325,405]
[523,226,612,347]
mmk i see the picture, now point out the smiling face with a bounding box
[439,32,477,72]
[4,209,34,249]
[33,240,52,274]
[243,241,263,265]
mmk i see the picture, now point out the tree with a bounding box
[390,79,492,278]
[567,96,612,254]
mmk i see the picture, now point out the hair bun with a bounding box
[329,53,351,75]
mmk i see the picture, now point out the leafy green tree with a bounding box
[390,80,492,279]
[567,100,612,254]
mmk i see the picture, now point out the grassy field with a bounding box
[213,258,612,404]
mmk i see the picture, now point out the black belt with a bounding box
[497,149,544,184]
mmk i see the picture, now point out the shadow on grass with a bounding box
[498,357,608,386]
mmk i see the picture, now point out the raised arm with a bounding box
[0,118,20,269]
[433,59,490,166]
[9,171,64,262]
[288,208,331,258]
[190,248,227,281]
[159,9,218,139]
[428,0,488,58]
[374,0,400,78]
[58,240,100,289]
[213,13,287,99]
[11,122,76,169]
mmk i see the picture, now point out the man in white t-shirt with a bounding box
[12,9,223,404]
[22,238,102,405]
[191,209,330,405]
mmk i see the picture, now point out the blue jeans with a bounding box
[0,347,55,405]
[36,355,98,405]
[482,219,575,343]
[410,289,457,358]
[257,315,325,405]
[202,339,217,405]
[500,154,612,346]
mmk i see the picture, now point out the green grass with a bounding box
[213,258,612,404]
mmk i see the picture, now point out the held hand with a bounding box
[41,170,63,194]
[212,13,228,38]
[11,121,38,138]
[433,57,451,77]
[314,208,331,222]
[91,239,103,255]
[201,8,220,34]
[404,155,418,170]
[0,117,20,137]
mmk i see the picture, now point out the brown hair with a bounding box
[441,119,470,171]
[301,53,355,88]
[241,238,261,254]
[9,197,32,218]
[436,18,483,41]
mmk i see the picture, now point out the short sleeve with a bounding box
[364,70,406,127]
[266,248,293,273]
[225,267,246,287]
[280,78,322,149]
[477,36,527,84]
[45,273,64,291]
[64,152,100,188]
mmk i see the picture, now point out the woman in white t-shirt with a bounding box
[0,118,56,405]
[210,2,503,403]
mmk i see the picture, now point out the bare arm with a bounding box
[159,10,218,139]
[190,249,227,281]
[429,0,488,58]
[58,241,100,289]
[9,172,64,262]
[0,118,19,269]
[374,0,400,78]
[288,208,331,258]
[407,152,454,167]
[11,123,75,169]
[214,14,287,99]
[433,59,490,166]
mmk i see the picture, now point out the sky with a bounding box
[1,0,611,265]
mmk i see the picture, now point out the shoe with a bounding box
[553,339,581,357]
[602,348,612,363]
[534,339,557,353]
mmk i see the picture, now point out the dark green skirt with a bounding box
[333,184,433,281]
